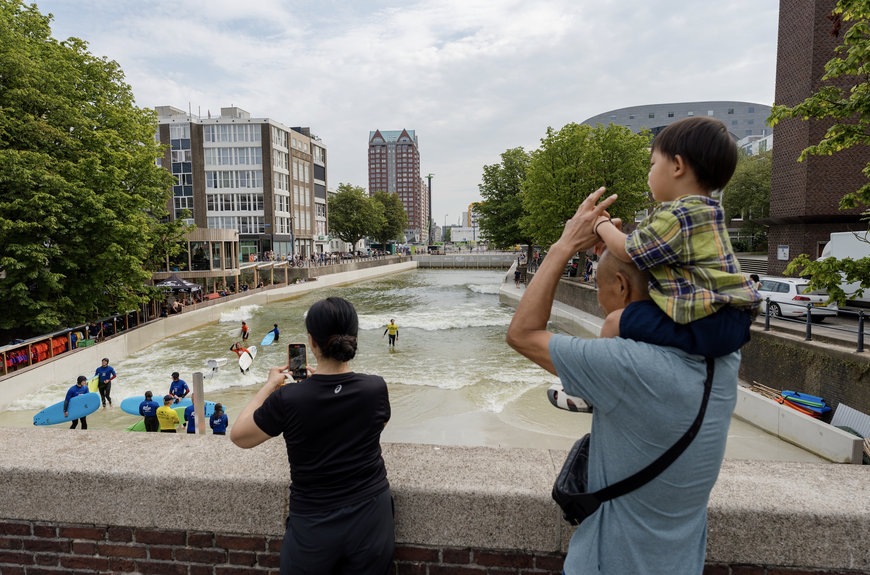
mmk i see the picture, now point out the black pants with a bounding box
[144,416,159,432]
[387,335,396,346]
[280,489,394,575]
[98,382,112,406]
[70,416,87,430]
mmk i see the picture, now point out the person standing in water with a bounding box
[94,357,117,409]
[64,376,90,430]
[382,319,398,347]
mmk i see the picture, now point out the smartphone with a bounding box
[288,343,307,380]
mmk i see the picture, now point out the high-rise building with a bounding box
[155,106,327,260]
[368,129,428,243]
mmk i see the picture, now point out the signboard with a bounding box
[777,245,789,261]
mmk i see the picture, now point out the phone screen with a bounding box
[288,344,307,380]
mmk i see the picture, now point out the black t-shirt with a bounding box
[253,372,391,514]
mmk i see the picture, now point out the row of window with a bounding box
[207,216,265,234]
[205,147,263,166]
[203,124,262,143]
[206,193,265,212]
[619,106,758,121]
[205,170,264,190]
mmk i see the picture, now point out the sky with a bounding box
[33,0,779,227]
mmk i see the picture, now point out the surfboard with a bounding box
[87,375,100,393]
[239,345,257,371]
[207,358,228,370]
[120,395,193,416]
[260,331,275,346]
[227,327,242,338]
[782,396,830,415]
[781,391,826,408]
[33,392,101,426]
[125,404,227,432]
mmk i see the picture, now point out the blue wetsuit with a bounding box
[64,384,89,429]
[184,404,196,434]
[210,412,228,435]
[169,379,189,401]
[139,399,160,432]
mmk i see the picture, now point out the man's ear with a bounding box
[615,271,631,302]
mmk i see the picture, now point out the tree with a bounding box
[768,0,870,303]
[521,123,652,247]
[327,183,384,248]
[370,190,407,247]
[443,227,451,242]
[476,147,532,256]
[721,150,771,250]
[0,1,178,337]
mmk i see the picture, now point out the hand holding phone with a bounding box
[288,343,308,380]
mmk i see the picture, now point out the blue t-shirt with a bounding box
[63,384,89,412]
[184,404,196,433]
[94,365,116,384]
[549,335,738,575]
[139,399,159,417]
[210,413,228,433]
[169,379,189,398]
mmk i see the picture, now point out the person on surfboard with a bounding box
[231,342,252,373]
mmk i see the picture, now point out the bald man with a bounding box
[506,188,739,575]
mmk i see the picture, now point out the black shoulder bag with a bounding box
[552,357,715,526]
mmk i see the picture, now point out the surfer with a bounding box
[94,357,117,409]
[138,391,160,432]
[382,319,398,347]
[168,372,189,403]
[210,403,228,435]
[231,342,252,373]
[184,401,196,434]
[241,321,249,341]
[270,324,279,342]
[63,375,90,430]
[156,395,180,433]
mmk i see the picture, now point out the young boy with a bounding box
[593,116,760,357]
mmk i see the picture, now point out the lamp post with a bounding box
[426,174,434,245]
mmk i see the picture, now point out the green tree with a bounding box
[722,150,771,250]
[443,227,452,242]
[327,183,384,247]
[370,190,407,247]
[768,0,870,303]
[477,147,532,256]
[0,1,178,337]
[521,123,652,247]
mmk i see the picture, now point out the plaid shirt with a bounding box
[625,195,760,324]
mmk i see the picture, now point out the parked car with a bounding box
[757,277,838,322]
[564,256,581,277]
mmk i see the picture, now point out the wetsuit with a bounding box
[94,365,116,407]
[184,404,196,434]
[64,384,89,430]
[169,379,189,402]
[210,412,228,435]
[383,323,398,346]
[139,398,160,432]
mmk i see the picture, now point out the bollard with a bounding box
[805,303,812,341]
[192,372,205,434]
[764,297,771,331]
[859,311,865,353]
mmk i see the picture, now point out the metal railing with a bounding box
[762,297,866,352]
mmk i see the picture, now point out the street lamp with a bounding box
[426,174,434,244]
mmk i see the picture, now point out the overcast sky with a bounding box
[34,0,779,227]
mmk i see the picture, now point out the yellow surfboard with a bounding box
[87,375,100,393]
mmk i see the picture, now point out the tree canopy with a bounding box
[370,190,407,246]
[327,183,384,247]
[0,0,178,337]
[476,148,532,251]
[722,150,771,250]
[768,0,870,302]
[521,123,652,246]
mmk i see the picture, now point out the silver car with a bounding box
[757,277,838,321]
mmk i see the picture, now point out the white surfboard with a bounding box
[207,357,228,370]
[227,327,242,338]
[238,345,257,371]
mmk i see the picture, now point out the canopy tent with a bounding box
[154,274,202,293]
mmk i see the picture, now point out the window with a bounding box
[687,111,694,116]
[668,112,674,118]
[728,108,735,114]
[747,119,755,125]
[648,113,655,119]
[707,110,714,116]
[629,114,636,120]
[748,107,755,113]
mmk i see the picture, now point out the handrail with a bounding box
[762,297,866,353]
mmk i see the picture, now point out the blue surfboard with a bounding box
[120,395,192,415]
[260,331,275,346]
[33,392,101,426]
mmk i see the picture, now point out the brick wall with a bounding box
[3,520,869,575]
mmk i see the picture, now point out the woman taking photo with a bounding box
[231,297,394,574]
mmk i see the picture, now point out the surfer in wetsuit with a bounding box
[168,372,189,403]
[64,375,90,430]
[270,324,279,342]
[241,321,249,341]
[231,342,252,373]
[139,391,160,432]
[382,319,398,347]
[94,357,117,409]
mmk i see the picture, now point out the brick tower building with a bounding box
[768,0,869,274]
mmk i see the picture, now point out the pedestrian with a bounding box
[94,357,117,409]
[382,319,399,347]
[231,297,394,574]
[139,391,160,432]
[169,372,189,403]
[241,321,249,341]
[750,273,762,291]
[64,376,90,430]
[156,395,180,433]
[210,403,228,436]
[506,193,739,574]
[514,267,522,288]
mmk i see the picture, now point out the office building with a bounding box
[368,129,429,243]
[155,106,327,260]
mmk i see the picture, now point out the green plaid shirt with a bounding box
[625,195,760,324]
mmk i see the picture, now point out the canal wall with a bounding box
[413,253,516,268]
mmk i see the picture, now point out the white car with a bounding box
[757,277,838,321]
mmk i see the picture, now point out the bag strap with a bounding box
[593,357,715,502]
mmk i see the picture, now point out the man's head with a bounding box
[596,250,651,315]
[101,358,109,366]
[171,372,180,380]
[650,116,737,196]
[163,395,173,405]
[76,375,87,387]
[145,391,153,399]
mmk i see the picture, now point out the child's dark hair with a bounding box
[651,117,738,192]
[305,297,358,362]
